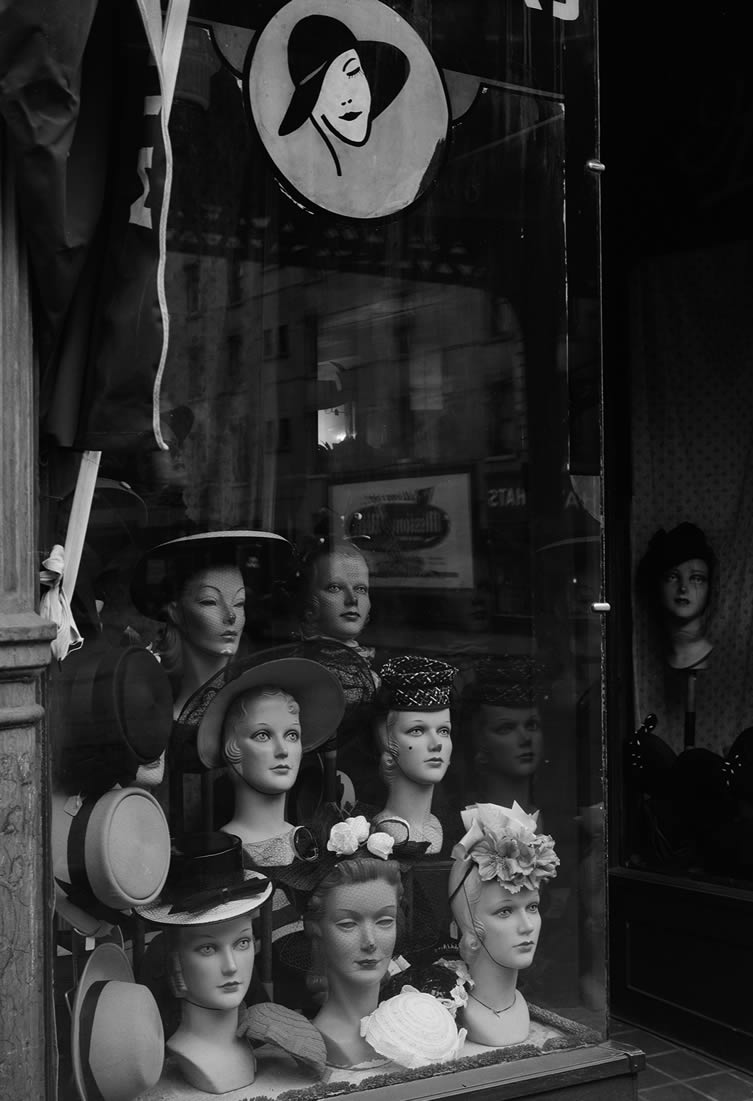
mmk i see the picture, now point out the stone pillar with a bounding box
[0,136,57,1095]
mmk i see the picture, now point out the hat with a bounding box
[54,640,173,798]
[278,15,410,137]
[464,655,547,709]
[379,655,457,711]
[54,788,171,911]
[197,656,346,768]
[638,522,715,588]
[450,802,559,897]
[136,832,272,925]
[71,942,164,1101]
[130,530,294,618]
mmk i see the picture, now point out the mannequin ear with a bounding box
[167,600,183,630]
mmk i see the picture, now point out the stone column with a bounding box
[0,135,57,1096]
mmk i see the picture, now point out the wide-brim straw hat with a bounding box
[71,942,164,1101]
[130,530,294,618]
[197,656,346,768]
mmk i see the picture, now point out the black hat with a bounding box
[464,655,548,709]
[130,530,294,618]
[378,655,457,712]
[278,15,409,137]
[137,833,272,925]
[638,522,715,588]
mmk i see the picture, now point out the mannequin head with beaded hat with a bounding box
[463,656,548,812]
[371,655,457,855]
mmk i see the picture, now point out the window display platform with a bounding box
[134,1042,644,1101]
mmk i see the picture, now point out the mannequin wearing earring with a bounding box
[448,803,559,1047]
[371,656,457,855]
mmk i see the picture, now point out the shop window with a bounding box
[46,3,608,1099]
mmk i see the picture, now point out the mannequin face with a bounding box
[388,709,452,785]
[660,558,709,621]
[171,565,246,658]
[316,877,397,988]
[226,693,303,794]
[475,882,541,971]
[176,914,255,1010]
[314,50,372,145]
[307,551,371,641]
[474,704,543,778]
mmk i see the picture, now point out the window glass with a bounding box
[48,3,604,1097]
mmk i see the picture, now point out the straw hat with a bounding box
[54,787,171,911]
[71,942,164,1101]
[197,656,345,768]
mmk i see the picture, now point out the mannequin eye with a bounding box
[335,920,356,930]
[377,916,396,928]
[252,730,271,741]
[527,903,540,913]
[235,937,252,950]
[285,729,301,741]
[437,726,451,737]
[196,944,216,955]
[354,585,369,595]
[495,907,512,918]
[326,584,342,593]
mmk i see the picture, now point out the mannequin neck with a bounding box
[383,771,435,826]
[664,615,712,669]
[314,972,382,1065]
[468,950,519,1010]
[175,999,239,1043]
[168,999,256,1093]
[222,774,291,845]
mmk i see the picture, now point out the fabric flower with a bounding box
[327,821,360,856]
[366,832,395,860]
[452,801,559,892]
[345,815,370,843]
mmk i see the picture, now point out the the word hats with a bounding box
[136,832,272,926]
[378,654,458,711]
[130,529,294,619]
[71,942,164,1101]
[53,787,171,912]
[197,654,346,768]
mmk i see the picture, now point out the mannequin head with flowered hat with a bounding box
[448,802,558,1046]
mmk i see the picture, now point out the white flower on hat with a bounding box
[366,832,395,860]
[327,821,361,856]
[346,815,370,843]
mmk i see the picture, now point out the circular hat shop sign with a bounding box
[246,0,450,220]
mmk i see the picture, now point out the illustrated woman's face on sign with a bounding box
[313,49,372,145]
[176,915,255,1011]
[317,877,397,989]
[659,558,709,621]
[389,709,452,786]
[171,565,246,658]
[474,704,543,779]
[475,881,541,972]
[224,691,303,794]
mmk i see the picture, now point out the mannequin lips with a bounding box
[355,958,380,970]
[514,941,536,951]
[341,611,360,620]
[271,764,291,773]
[425,757,445,766]
[218,981,242,991]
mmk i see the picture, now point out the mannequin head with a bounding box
[448,802,558,974]
[222,686,303,794]
[167,564,246,660]
[374,707,452,788]
[463,657,547,803]
[304,856,403,996]
[448,861,540,971]
[638,522,715,627]
[299,542,371,642]
[168,913,255,1009]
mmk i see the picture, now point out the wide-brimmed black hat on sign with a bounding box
[130,530,294,619]
[278,14,409,137]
